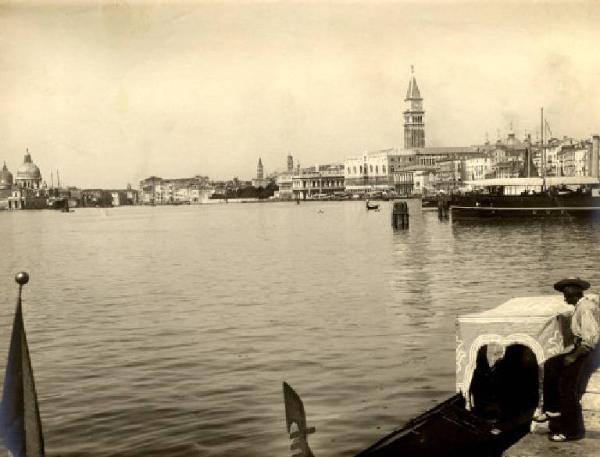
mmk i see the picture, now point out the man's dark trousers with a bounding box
[543,348,594,438]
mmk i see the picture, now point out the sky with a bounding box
[1,0,600,188]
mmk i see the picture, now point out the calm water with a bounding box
[1,202,600,457]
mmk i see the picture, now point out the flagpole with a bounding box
[0,271,45,457]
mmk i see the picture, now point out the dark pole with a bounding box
[541,107,545,190]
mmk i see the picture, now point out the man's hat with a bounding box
[554,277,591,292]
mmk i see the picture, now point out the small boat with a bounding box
[366,200,379,210]
[355,394,532,457]
[421,195,439,208]
[48,197,69,210]
[284,385,532,457]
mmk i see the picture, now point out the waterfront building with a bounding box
[557,141,591,177]
[110,187,139,206]
[404,67,425,148]
[482,133,529,179]
[139,176,162,204]
[413,147,481,166]
[272,155,295,199]
[388,150,418,195]
[139,175,210,204]
[544,139,562,177]
[292,163,345,200]
[412,169,437,195]
[343,146,482,195]
[344,149,396,194]
[81,189,113,207]
[66,187,82,207]
[276,172,294,200]
[463,155,493,181]
[435,158,464,192]
[494,157,523,179]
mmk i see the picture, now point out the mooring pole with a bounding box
[437,196,449,219]
[392,201,409,229]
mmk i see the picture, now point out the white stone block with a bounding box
[585,370,600,393]
[582,392,600,411]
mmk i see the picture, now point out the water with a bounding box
[1,202,599,456]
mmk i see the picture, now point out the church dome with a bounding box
[0,161,13,188]
[16,151,41,180]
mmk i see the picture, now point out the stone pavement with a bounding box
[504,412,600,457]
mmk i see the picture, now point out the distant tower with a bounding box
[287,155,293,172]
[257,157,264,180]
[0,162,13,187]
[0,162,13,199]
[403,66,425,149]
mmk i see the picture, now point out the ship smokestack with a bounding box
[593,135,600,178]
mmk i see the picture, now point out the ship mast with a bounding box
[541,107,546,190]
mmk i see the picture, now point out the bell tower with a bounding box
[257,157,264,180]
[403,66,425,148]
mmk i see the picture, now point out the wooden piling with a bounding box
[392,201,409,229]
[437,196,450,219]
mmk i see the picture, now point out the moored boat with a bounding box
[283,295,597,456]
[449,177,600,219]
[366,200,380,210]
[421,195,439,208]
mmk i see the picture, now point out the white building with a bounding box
[343,149,396,193]
[275,172,294,199]
[292,164,345,200]
[463,156,492,181]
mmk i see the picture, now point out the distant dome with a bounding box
[16,151,41,180]
[0,161,13,188]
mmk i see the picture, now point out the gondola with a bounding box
[353,394,533,457]
[366,200,379,210]
[282,296,582,457]
[283,384,533,457]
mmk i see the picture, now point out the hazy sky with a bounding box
[2,1,600,188]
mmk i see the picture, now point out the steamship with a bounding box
[449,110,600,220]
[448,176,600,219]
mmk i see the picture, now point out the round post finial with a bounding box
[15,271,29,286]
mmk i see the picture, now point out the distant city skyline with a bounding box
[2,1,600,188]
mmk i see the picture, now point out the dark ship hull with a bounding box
[421,196,439,208]
[450,193,600,219]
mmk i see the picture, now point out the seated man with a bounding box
[535,278,600,442]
